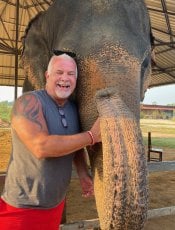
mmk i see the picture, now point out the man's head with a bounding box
[45,54,77,105]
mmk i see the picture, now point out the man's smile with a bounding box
[56,82,70,89]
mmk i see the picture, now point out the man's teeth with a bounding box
[57,83,70,88]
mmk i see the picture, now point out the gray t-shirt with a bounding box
[1,90,80,209]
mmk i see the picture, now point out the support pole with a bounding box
[14,0,19,100]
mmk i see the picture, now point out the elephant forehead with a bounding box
[51,0,150,59]
[78,43,141,78]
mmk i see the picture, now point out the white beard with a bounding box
[55,89,72,99]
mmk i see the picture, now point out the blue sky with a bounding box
[0,84,175,105]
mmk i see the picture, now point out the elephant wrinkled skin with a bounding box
[21,1,152,229]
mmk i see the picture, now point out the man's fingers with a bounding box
[82,188,94,197]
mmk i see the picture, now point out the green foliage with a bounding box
[0,101,13,122]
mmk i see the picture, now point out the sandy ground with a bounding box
[1,128,175,229]
[66,177,175,230]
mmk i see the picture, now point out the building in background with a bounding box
[141,104,175,119]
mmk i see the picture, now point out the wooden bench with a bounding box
[147,132,163,162]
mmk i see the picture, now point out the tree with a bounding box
[0,101,13,122]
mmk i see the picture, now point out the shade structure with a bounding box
[0,0,53,89]
[146,0,175,87]
[0,0,175,89]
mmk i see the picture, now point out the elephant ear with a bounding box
[140,28,154,102]
[140,50,152,102]
[21,12,51,92]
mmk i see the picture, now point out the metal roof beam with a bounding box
[0,74,24,79]
[0,41,15,52]
[152,65,175,79]
[0,17,14,48]
[147,7,175,16]
[152,27,175,38]
[156,47,175,54]
[153,66,175,74]
[2,19,26,27]
[161,0,174,45]
[154,41,175,47]
[0,0,51,10]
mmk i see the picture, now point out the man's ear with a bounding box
[45,71,49,80]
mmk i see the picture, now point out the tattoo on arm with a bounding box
[13,94,43,130]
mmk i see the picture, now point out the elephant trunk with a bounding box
[94,87,148,230]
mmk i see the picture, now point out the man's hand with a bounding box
[79,173,94,198]
[73,149,94,197]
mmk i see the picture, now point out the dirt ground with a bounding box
[1,129,175,229]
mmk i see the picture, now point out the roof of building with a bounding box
[0,0,175,88]
[141,104,175,110]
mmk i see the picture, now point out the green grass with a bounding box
[142,137,175,149]
[140,119,175,149]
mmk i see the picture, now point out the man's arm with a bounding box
[12,93,101,159]
[73,149,94,197]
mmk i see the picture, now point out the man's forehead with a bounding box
[53,56,76,68]
[54,61,76,69]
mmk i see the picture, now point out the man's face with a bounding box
[45,56,77,103]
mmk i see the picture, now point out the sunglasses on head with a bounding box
[53,49,76,58]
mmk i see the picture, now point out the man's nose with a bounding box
[60,73,69,80]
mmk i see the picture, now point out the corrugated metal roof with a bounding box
[0,0,53,87]
[145,0,175,87]
[0,0,175,88]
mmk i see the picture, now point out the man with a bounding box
[0,53,101,230]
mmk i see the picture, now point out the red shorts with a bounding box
[0,198,65,230]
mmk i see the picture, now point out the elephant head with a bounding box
[21,1,151,229]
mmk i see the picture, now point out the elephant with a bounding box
[21,1,152,229]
